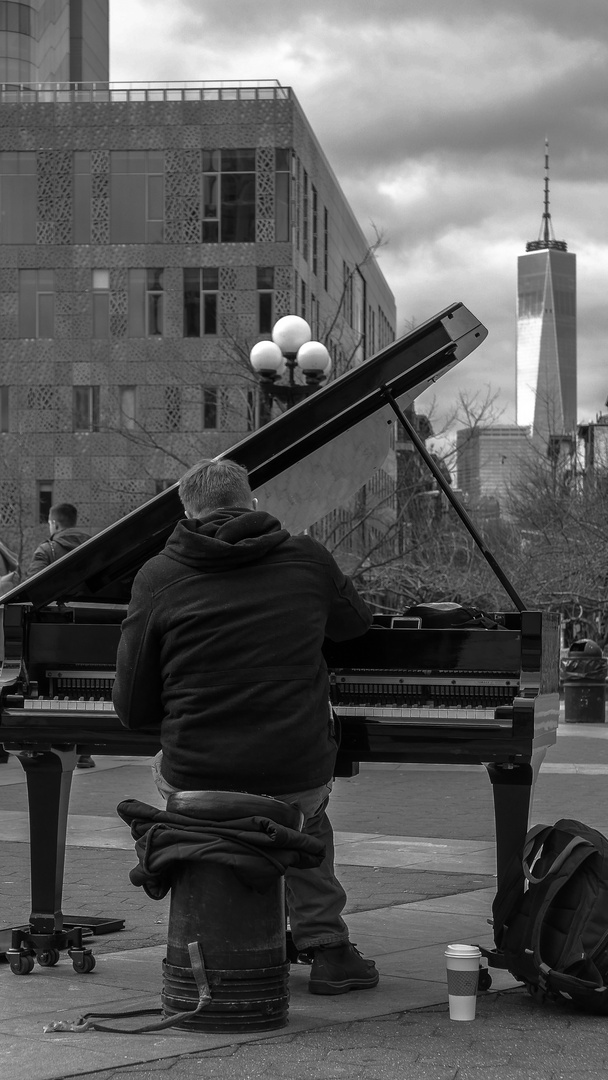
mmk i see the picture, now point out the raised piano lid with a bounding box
[2,302,487,609]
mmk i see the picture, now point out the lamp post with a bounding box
[249,315,332,424]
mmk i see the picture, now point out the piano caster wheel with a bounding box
[37,948,61,967]
[69,948,96,974]
[478,966,492,991]
[7,951,35,975]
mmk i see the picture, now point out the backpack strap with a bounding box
[523,834,594,885]
[528,841,603,992]
[492,825,553,945]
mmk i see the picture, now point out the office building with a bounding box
[0,0,109,85]
[456,425,532,514]
[0,78,396,560]
[578,413,608,476]
[516,143,576,445]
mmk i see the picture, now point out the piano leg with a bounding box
[1,747,122,974]
[19,747,76,937]
[485,747,546,893]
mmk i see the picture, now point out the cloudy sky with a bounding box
[111,0,608,436]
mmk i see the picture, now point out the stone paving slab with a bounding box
[0,901,504,1080]
[71,990,608,1080]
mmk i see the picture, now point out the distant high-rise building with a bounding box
[456,425,532,514]
[0,0,109,86]
[516,142,576,445]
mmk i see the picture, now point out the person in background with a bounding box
[113,457,380,996]
[26,503,95,769]
[25,503,91,577]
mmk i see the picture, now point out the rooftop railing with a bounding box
[0,80,292,104]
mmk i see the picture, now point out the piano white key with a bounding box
[21,697,118,715]
[332,704,499,725]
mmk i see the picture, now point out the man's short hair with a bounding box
[49,503,78,528]
[179,459,253,517]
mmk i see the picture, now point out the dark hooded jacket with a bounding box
[25,526,91,577]
[113,507,372,795]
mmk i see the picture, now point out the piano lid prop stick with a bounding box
[380,385,527,614]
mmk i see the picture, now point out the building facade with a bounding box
[578,413,608,476]
[0,0,109,85]
[516,145,576,445]
[456,425,532,513]
[0,81,396,560]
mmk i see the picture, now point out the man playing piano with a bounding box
[113,457,379,996]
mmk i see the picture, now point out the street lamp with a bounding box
[249,315,332,423]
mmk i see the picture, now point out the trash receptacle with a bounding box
[561,639,607,723]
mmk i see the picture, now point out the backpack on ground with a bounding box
[491,818,608,1013]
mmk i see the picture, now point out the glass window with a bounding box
[147,268,164,336]
[202,387,218,429]
[73,386,100,432]
[221,172,256,243]
[119,386,136,430]
[7,3,19,34]
[0,151,36,243]
[19,269,55,338]
[312,185,318,275]
[18,2,32,34]
[92,269,110,338]
[302,167,309,263]
[202,268,218,334]
[127,268,145,337]
[183,268,218,336]
[127,268,163,337]
[183,267,200,336]
[202,149,255,243]
[257,266,274,334]
[110,151,164,243]
[37,482,53,524]
[324,207,329,293]
[222,149,256,171]
[0,385,8,432]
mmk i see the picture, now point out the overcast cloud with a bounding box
[111,0,608,437]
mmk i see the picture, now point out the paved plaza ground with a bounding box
[1,711,608,1079]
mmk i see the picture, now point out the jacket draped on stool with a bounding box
[117,797,326,898]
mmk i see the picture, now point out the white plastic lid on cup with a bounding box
[445,944,481,958]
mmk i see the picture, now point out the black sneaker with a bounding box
[77,755,96,769]
[308,942,379,995]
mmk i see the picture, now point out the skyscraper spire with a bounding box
[542,137,552,245]
[526,139,568,252]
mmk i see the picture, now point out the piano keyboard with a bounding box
[19,698,116,713]
[12,700,507,726]
[333,705,507,727]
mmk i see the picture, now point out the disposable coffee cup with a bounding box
[445,943,481,1021]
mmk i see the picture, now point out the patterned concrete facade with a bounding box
[0,83,396,561]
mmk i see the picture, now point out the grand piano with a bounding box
[0,302,559,974]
